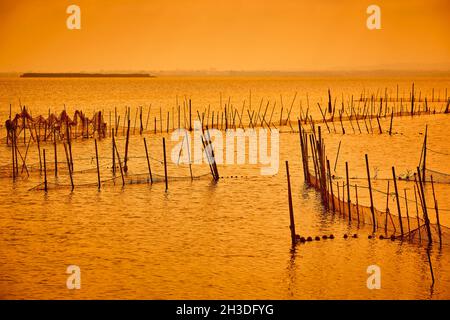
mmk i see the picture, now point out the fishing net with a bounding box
[28,171,212,191]
[5,108,107,144]
[308,173,449,246]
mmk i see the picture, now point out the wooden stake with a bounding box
[416,168,432,244]
[112,128,115,175]
[95,139,101,189]
[333,141,341,172]
[327,159,335,213]
[53,131,58,177]
[11,128,15,180]
[124,119,130,173]
[113,136,125,187]
[345,162,351,221]
[63,143,74,191]
[355,184,360,223]
[392,167,404,238]
[430,175,442,246]
[163,137,168,191]
[413,185,421,242]
[286,161,296,245]
[365,154,376,232]
[144,137,153,184]
[43,149,48,192]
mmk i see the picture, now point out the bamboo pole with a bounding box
[414,185,422,242]
[365,154,376,232]
[389,111,394,135]
[327,159,335,213]
[95,139,101,189]
[286,161,296,246]
[63,143,74,191]
[124,119,130,173]
[53,131,58,177]
[113,136,125,187]
[355,184,360,223]
[185,130,193,181]
[392,167,404,238]
[345,162,351,221]
[422,126,428,183]
[416,169,432,244]
[11,128,15,180]
[112,128,115,175]
[404,189,411,239]
[426,248,435,285]
[144,137,153,184]
[43,149,48,192]
[385,181,390,233]
[163,137,168,191]
[337,181,341,214]
[430,175,442,246]
[189,99,192,131]
[333,141,341,172]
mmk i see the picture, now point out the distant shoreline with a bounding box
[20,73,154,78]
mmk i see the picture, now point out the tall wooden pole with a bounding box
[345,162,351,221]
[43,149,48,192]
[286,161,296,246]
[144,137,153,184]
[392,167,404,238]
[163,137,168,191]
[95,139,101,189]
[365,154,376,232]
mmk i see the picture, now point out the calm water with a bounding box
[0,76,450,299]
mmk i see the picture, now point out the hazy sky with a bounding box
[0,0,449,72]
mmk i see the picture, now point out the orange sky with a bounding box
[0,0,449,72]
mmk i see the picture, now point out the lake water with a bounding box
[0,76,449,299]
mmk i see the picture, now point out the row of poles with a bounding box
[8,84,449,148]
[286,118,442,248]
[13,113,220,191]
[6,106,107,146]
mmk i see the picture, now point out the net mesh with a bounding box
[308,171,448,245]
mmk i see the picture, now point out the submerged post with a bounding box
[285,161,296,246]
